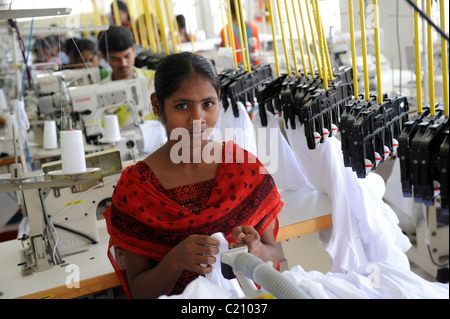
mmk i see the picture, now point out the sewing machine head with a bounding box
[33,68,102,96]
[68,78,150,141]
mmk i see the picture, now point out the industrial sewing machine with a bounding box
[29,68,102,120]
[0,148,123,275]
[68,78,150,141]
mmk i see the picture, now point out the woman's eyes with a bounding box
[175,101,215,110]
[176,103,189,110]
[203,101,215,108]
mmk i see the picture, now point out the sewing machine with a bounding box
[68,78,150,141]
[0,148,123,275]
[33,68,102,96]
[32,68,101,119]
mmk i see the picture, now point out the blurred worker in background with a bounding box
[97,25,157,123]
[64,38,111,80]
[176,14,197,43]
[97,25,154,84]
[110,0,133,31]
[33,37,61,66]
[220,0,261,65]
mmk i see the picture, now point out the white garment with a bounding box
[136,119,167,155]
[159,233,245,299]
[252,109,313,190]
[383,157,425,233]
[159,258,449,299]
[212,100,257,156]
[284,118,411,273]
[282,262,449,299]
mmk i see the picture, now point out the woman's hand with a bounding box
[168,234,220,275]
[230,222,279,268]
[231,225,263,256]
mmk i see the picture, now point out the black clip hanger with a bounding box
[409,103,447,204]
[439,130,449,214]
[397,106,431,197]
[256,74,287,127]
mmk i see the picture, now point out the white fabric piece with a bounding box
[158,276,239,299]
[284,119,411,273]
[282,262,449,299]
[252,110,313,190]
[0,88,7,110]
[0,193,19,228]
[383,157,426,233]
[159,259,449,299]
[159,232,245,299]
[12,100,30,173]
[136,119,167,155]
[212,100,257,155]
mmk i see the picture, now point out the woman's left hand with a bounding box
[230,225,263,256]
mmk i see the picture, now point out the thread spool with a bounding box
[5,113,17,139]
[102,114,121,143]
[0,88,7,110]
[43,120,58,149]
[60,130,86,174]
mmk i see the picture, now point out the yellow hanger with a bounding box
[268,0,281,77]
[237,0,252,72]
[291,0,307,77]
[348,0,359,98]
[297,0,314,77]
[359,0,370,101]
[275,0,291,76]
[373,0,383,105]
[234,0,248,71]
[439,0,448,118]
[313,0,333,81]
[226,0,238,69]
[304,0,322,78]
[312,0,327,89]
[284,0,299,76]
[426,0,436,115]
[413,0,423,113]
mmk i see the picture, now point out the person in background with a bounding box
[110,0,132,31]
[219,0,261,65]
[103,52,282,298]
[64,37,78,66]
[176,14,197,43]
[97,25,157,124]
[33,37,61,65]
[98,26,154,84]
[72,38,111,80]
[48,24,69,65]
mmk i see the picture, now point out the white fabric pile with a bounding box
[169,103,450,299]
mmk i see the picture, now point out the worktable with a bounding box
[0,187,332,299]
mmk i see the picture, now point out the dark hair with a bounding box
[154,52,220,110]
[77,38,97,55]
[110,0,130,21]
[34,37,56,52]
[64,38,78,57]
[229,0,237,18]
[176,14,186,29]
[97,25,134,55]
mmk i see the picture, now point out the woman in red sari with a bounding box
[103,52,283,298]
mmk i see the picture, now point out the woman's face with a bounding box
[152,73,220,155]
[76,50,99,67]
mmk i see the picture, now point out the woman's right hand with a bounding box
[168,234,220,275]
